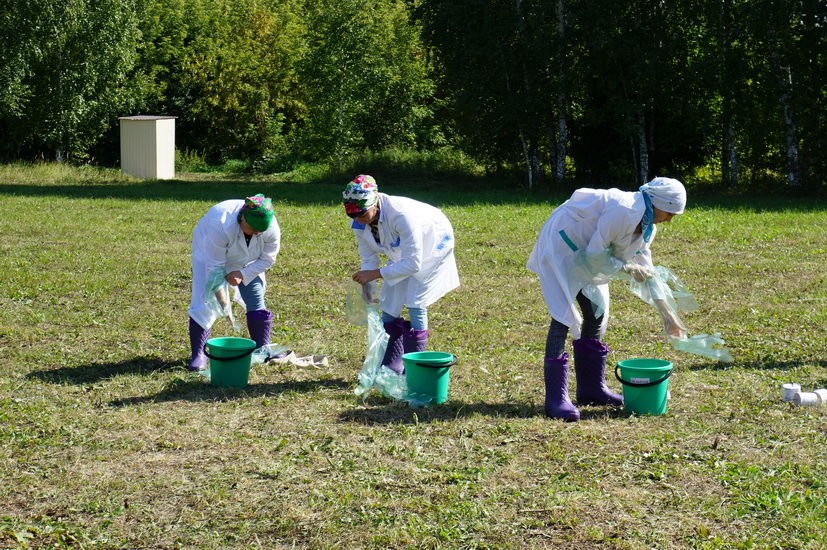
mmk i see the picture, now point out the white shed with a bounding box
[119,115,177,179]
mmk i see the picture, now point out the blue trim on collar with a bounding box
[351,220,366,229]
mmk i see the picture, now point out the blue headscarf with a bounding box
[639,186,654,243]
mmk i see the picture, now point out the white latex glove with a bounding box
[623,263,654,282]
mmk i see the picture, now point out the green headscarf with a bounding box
[239,193,275,232]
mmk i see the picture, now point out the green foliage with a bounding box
[295,0,436,165]
[135,0,305,162]
[0,0,823,191]
[0,0,142,161]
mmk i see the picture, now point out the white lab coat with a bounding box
[351,193,459,317]
[189,200,281,330]
[527,188,655,338]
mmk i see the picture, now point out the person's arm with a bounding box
[238,223,281,284]
[377,214,423,284]
[197,221,231,277]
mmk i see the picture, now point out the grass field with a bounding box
[1,163,825,549]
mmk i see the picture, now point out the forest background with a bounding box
[0,0,824,191]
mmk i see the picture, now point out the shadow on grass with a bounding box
[27,356,181,385]
[108,376,351,407]
[688,358,827,372]
[338,400,630,425]
[1,180,825,211]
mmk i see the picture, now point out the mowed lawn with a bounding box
[1,164,825,549]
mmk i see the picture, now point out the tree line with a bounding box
[1,0,823,189]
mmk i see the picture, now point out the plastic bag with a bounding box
[345,280,378,326]
[353,305,391,399]
[251,343,292,365]
[615,266,733,362]
[350,284,433,406]
[204,268,241,332]
[570,247,625,318]
[668,333,733,363]
[625,266,699,315]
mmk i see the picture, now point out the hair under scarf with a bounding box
[639,177,687,215]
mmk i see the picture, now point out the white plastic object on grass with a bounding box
[782,383,801,402]
[792,391,820,407]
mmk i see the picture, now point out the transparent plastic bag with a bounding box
[354,305,391,399]
[615,266,733,362]
[204,268,241,332]
[668,333,733,363]
[571,247,625,318]
[345,280,378,326]
[351,295,434,407]
[251,343,292,365]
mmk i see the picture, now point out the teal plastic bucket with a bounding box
[615,359,673,416]
[204,337,257,389]
[402,351,457,404]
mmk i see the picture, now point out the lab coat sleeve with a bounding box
[379,214,422,283]
[239,223,280,282]
[585,205,639,268]
[198,223,231,276]
[631,226,656,269]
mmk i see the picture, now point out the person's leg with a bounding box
[239,277,272,348]
[403,307,429,353]
[188,262,210,371]
[543,319,579,421]
[572,292,622,406]
[380,311,405,374]
[188,317,210,371]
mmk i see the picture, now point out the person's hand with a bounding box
[664,317,686,339]
[352,269,382,285]
[623,263,653,282]
[653,299,686,338]
[225,270,243,286]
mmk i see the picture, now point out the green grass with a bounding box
[0,163,825,549]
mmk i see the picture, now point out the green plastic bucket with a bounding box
[614,359,673,415]
[402,351,457,404]
[204,337,257,389]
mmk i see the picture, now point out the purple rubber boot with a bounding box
[573,338,623,406]
[543,353,580,421]
[382,317,406,374]
[402,320,429,354]
[246,309,273,349]
[188,317,210,372]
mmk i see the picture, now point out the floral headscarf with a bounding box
[342,175,379,217]
[239,193,275,232]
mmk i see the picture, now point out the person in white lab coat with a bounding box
[343,175,460,374]
[527,177,687,421]
[187,194,280,371]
